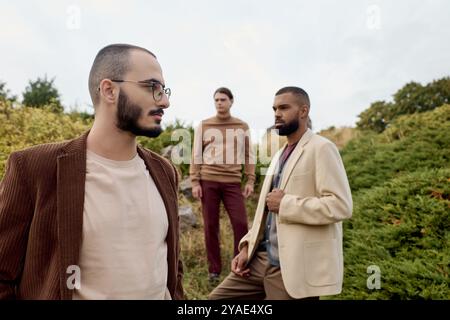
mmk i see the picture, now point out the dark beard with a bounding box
[116,91,163,138]
[277,117,299,136]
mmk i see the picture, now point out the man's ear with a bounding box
[99,79,117,104]
[300,104,309,118]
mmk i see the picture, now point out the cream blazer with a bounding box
[239,129,353,299]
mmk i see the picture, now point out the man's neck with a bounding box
[87,120,137,161]
[287,126,308,146]
[216,112,231,121]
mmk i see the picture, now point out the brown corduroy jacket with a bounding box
[0,132,184,300]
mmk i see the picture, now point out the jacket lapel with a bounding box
[137,147,177,235]
[279,129,314,190]
[248,147,283,251]
[56,132,88,300]
[260,148,282,197]
[137,147,178,296]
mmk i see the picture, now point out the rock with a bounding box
[179,177,193,199]
[179,205,198,231]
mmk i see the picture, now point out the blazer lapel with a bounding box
[137,147,178,294]
[260,148,282,197]
[56,132,88,300]
[279,129,314,190]
[137,147,177,234]
[250,147,283,244]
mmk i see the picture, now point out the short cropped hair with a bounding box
[88,44,156,105]
[275,86,310,108]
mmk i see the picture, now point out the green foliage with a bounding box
[138,119,194,177]
[342,105,450,193]
[0,101,193,179]
[0,81,17,103]
[336,102,450,299]
[137,119,193,154]
[67,110,95,123]
[22,76,64,113]
[356,101,394,133]
[393,78,450,115]
[356,77,450,132]
[0,102,90,178]
[333,169,450,299]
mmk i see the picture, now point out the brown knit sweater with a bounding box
[190,115,256,187]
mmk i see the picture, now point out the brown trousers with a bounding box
[200,180,248,274]
[209,251,320,300]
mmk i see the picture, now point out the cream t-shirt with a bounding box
[72,150,170,300]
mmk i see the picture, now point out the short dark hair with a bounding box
[88,44,156,105]
[214,87,234,101]
[275,86,310,108]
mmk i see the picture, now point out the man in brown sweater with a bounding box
[0,44,184,299]
[190,87,256,282]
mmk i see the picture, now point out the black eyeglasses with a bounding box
[111,79,171,101]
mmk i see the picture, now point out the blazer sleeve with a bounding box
[0,152,34,300]
[278,142,353,225]
[238,231,251,251]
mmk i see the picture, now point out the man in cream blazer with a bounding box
[209,86,352,300]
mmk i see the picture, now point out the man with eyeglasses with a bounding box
[190,87,256,283]
[0,44,184,300]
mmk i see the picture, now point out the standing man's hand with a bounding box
[242,184,254,198]
[192,185,203,200]
[231,245,251,277]
[266,188,285,213]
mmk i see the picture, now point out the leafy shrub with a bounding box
[334,168,450,299]
[356,77,450,132]
[342,105,450,193]
[0,103,90,177]
[22,76,64,113]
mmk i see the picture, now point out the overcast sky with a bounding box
[1,0,449,139]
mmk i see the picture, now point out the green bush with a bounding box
[22,76,64,113]
[0,103,90,177]
[137,119,194,177]
[342,105,450,193]
[356,101,394,133]
[0,102,194,179]
[356,77,450,132]
[333,168,450,299]
[0,80,17,103]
